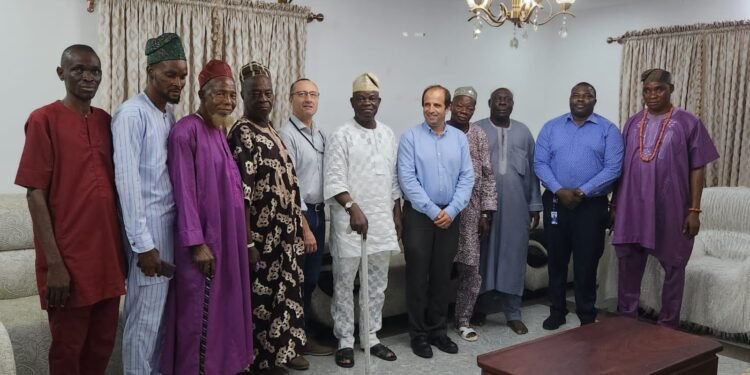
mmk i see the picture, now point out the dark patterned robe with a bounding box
[227,117,306,370]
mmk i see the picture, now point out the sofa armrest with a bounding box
[0,321,16,375]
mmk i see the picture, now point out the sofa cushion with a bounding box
[698,230,750,262]
[0,296,125,375]
[0,296,51,375]
[0,249,37,300]
[0,195,34,252]
[0,322,15,375]
[700,187,750,233]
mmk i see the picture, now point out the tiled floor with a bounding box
[293,302,750,374]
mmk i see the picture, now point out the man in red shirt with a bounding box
[14,44,126,375]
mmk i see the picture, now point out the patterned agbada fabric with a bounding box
[227,117,306,370]
[453,123,497,267]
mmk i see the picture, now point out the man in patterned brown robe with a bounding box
[446,87,497,342]
[228,61,307,375]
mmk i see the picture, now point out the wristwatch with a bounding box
[344,201,356,213]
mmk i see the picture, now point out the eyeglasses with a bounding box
[291,91,320,98]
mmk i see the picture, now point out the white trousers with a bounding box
[331,252,391,349]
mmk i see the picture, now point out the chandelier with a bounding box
[467,0,575,48]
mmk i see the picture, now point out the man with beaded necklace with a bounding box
[611,68,719,329]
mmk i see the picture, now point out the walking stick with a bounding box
[360,235,372,374]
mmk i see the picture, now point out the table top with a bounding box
[477,317,723,375]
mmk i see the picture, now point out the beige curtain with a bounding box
[97,0,309,125]
[615,21,750,187]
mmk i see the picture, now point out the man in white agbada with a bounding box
[324,72,402,368]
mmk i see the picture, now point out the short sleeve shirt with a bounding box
[15,101,126,309]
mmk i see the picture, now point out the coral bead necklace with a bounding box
[639,106,674,162]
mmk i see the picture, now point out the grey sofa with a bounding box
[0,194,124,375]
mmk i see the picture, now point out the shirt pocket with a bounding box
[511,147,528,176]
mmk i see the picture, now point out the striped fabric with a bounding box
[122,281,169,375]
[112,91,177,374]
[112,91,176,285]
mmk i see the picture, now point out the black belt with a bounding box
[543,190,609,202]
[306,202,325,212]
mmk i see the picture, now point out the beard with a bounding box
[166,95,181,104]
[208,113,235,128]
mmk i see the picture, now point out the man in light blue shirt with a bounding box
[278,77,336,360]
[534,82,623,331]
[112,33,188,374]
[398,85,474,359]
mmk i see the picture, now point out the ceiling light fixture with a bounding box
[467,0,575,48]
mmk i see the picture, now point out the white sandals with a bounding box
[458,326,479,342]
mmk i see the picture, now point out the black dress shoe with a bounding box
[430,335,458,354]
[542,315,566,330]
[411,336,433,358]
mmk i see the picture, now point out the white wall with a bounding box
[304,0,750,137]
[1,0,748,193]
[0,0,98,193]
[304,0,556,135]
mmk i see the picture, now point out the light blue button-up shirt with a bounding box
[397,122,474,220]
[533,112,624,197]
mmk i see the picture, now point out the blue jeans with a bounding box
[303,204,326,333]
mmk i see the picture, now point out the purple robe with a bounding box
[612,108,719,267]
[161,114,253,374]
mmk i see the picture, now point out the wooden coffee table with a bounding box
[477,317,723,375]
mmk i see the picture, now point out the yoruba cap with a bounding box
[353,72,380,93]
[145,33,186,65]
[198,59,233,89]
[240,61,271,82]
[453,86,477,101]
[641,68,672,85]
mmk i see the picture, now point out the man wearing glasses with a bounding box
[278,78,334,365]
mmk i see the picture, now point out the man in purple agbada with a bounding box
[612,68,719,328]
[161,60,254,374]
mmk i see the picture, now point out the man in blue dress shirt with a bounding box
[534,82,623,330]
[398,85,474,358]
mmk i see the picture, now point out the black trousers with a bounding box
[542,190,608,324]
[402,201,460,339]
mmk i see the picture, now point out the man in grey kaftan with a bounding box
[476,88,542,335]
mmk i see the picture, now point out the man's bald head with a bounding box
[491,87,514,100]
[489,87,514,123]
[56,44,102,104]
[60,44,99,67]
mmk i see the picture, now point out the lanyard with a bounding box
[289,118,324,154]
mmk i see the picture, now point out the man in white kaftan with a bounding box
[324,72,401,367]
